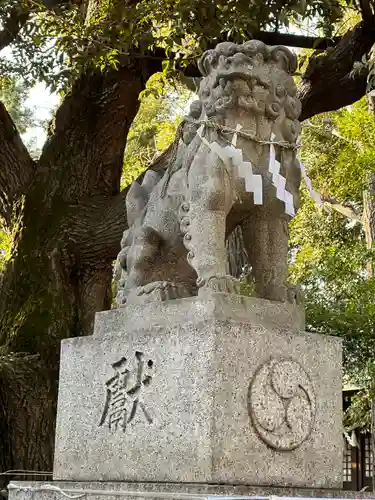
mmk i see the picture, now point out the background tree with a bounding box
[1,0,375,483]
[121,75,192,187]
[288,99,375,431]
[0,76,38,274]
[0,77,34,133]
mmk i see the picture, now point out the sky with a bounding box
[0,42,61,152]
[21,83,61,153]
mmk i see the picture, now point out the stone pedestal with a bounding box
[52,293,342,489]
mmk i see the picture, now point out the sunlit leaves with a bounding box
[121,74,192,188]
[289,97,375,427]
[0,0,349,91]
[0,76,35,132]
[300,100,375,203]
[0,226,11,273]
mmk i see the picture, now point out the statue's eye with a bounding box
[276,85,286,97]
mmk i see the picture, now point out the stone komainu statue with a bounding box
[117,41,302,305]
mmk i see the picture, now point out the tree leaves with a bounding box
[121,74,192,188]
[0,0,350,91]
[289,98,375,428]
[0,76,35,133]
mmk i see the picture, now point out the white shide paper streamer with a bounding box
[269,134,295,216]
[196,125,327,216]
[197,124,263,205]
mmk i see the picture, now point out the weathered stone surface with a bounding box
[116,41,302,306]
[93,291,305,337]
[53,294,342,488]
[10,480,375,500]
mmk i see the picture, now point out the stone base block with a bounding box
[9,481,375,500]
[53,293,342,488]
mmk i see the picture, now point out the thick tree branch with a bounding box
[358,0,373,22]
[253,31,339,50]
[323,196,364,223]
[298,19,375,121]
[69,190,128,263]
[38,60,160,203]
[182,33,341,78]
[0,103,34,225]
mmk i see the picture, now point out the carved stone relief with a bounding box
[248,357,316,451]
[99,351,154,433]
[116,40,302,306]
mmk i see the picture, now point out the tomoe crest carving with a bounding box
[248,357,316,451]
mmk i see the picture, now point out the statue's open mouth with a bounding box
[201,70,269,116]
[212,71,269,94]
[213,71,251,88]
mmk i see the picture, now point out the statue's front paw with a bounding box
[197,275,240,294]
[126,281,192,304]
[141,281,182,302]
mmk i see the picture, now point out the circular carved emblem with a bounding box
[248,357,316,451]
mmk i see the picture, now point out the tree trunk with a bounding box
[0,354,56,486]
[0,63,157,484]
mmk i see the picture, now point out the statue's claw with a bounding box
[126,281,192,305]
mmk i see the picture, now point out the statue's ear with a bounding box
[188,100,202,120]
[198,49,216,76]
[270,46,298,74]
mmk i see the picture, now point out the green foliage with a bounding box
[289,98,375,429]
[121,74,192,188]
[0,76,35,133]
[238,278,256,298]
[304,102,375,200]
[0,0,351,91]
[0,226,11,273]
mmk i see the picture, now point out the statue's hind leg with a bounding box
[123,225,195,304]
[241,208,289,302]
[182,147,238,294]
